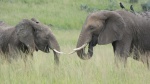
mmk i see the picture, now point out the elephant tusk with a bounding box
[53,49,64,54]
[73,43,88,51]
[68,43,88,55]
[68,50,76,54]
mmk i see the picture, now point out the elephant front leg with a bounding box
[147,55,150,69]
[113,40,131,68]
[114,53,128,68]
[141,52,150,69]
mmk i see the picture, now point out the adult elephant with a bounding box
[0,18,62,65]
[71,10,150,68]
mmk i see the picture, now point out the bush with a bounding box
[129,0,138,3]
[141,1,150,11]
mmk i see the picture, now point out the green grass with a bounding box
[0,0,149,29]
[0,0,150,84]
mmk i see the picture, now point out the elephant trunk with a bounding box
[76,45,93,60]
[76,34,93,60]
[48,33,61,65]
[49,33,60,53]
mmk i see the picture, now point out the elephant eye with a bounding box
[36,21,39,24]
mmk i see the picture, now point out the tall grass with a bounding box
[0,0,150,84]
[0,30,149,84]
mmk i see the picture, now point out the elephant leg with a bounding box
[22,54,27,68]
[114,52,128,68]
[29,52,33,60]
[112,41,116,52]
[146,52,150,70]
[143,52,150,69]
[147,55,149,69]
[31,53,33,57]
[54,52,59,66]
[112,41,121,67]
[132,46,140,61]
[114,39,132,68]
[4,54,11,63]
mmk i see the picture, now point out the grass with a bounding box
[0,0,150,84]
[0,30,149,84]
[0,0,149,29]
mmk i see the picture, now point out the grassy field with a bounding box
[0,0,148,29]
[0,30,150,84]
[0,0,150,84]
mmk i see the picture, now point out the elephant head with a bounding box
[15,18,62,62]
[71,10,125,60]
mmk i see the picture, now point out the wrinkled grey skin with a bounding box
[76,10,150,68]
[131,11,150,60]
[0,18,60,65]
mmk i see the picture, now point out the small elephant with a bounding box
[71,10,150,68]
[0,18,62,65]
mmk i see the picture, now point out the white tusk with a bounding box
[73,43,87,51]
[68,43,88,54]
[68,50,76,54]
[53,49,64,54]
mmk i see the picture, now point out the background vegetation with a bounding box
[0,0,150,84]
[0,0,148,29]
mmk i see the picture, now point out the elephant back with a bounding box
[0,21,8,27]
[0,21,13,31]
[139,11,150,19]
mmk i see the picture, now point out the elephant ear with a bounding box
[98,11,125,45]
[15,19,36,52]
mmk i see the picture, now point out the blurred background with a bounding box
[0,0,149,30]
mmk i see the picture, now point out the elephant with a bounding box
[0,18,62,65]
[139,11,150,19]
[71,10,150,68]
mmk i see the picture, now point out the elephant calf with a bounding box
[71,10,150,68]
[0,18,62,65]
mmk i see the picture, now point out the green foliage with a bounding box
[129,0,138,3]
[141,0,150,11]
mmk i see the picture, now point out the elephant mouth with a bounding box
[35,43,63,54]
[38,45,63,54]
